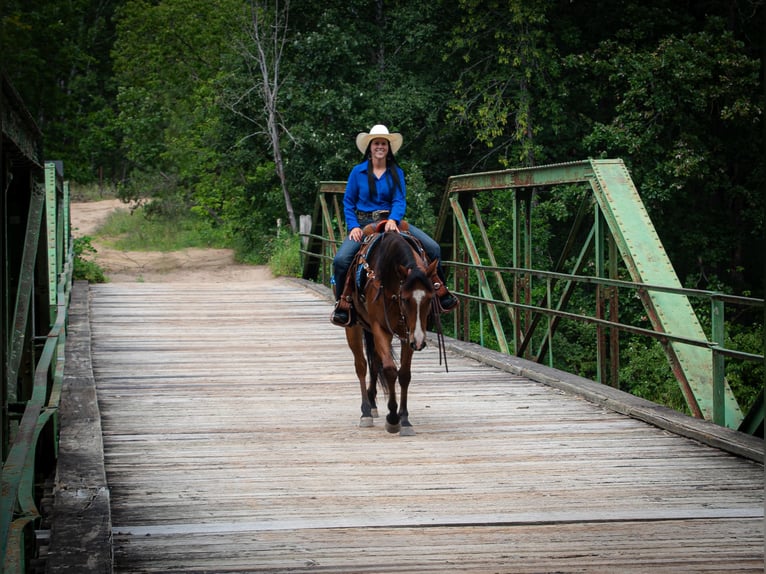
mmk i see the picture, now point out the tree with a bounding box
[112,0,244,209]
[1,0,121,182]
[569,18,763,292]
[227,0,297,232]
[445,0,560,168]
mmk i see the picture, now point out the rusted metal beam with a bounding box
[435,158,752,429]
[446,160,594,194]
[7,185,44,403]
[1,74,43,168]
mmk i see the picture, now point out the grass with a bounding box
[98,207,229,251]
[72,202,230,283]
[69,181,118,202]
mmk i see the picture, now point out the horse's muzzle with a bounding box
[410,338,427,351]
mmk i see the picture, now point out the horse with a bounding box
[344,229,439,436]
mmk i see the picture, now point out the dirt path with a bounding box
[70,199,273,283]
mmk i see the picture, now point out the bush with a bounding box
[619,337,689,414]
[72,236,107,283]
[267,232,302,277]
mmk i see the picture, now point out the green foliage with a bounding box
[550,317,600,381]
[619,338,689,414]
[207,162,285,260]
[111,0,251,208]
[725,327,765,413]
[72,236,107,283]
[2,0,121,182]
[69,181,117,202]
[398,161,436,233]
[447,0,560,167]
[267,232,303,278]
[569,20,763,292]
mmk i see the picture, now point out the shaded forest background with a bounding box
[2,0,764,412]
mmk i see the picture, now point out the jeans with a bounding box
[332,221,445,299]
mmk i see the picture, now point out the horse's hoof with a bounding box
[371,408,379,418]
[360,416,374,428]
[385,421,401,434]
[399,426,416,437]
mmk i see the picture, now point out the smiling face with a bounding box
[370,138,390,161]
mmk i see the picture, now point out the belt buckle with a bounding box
[373,210,389,220]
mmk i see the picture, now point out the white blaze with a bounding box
[412,289,427,349]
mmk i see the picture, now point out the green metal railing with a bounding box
[434,159,763,432]
[444,260,763,433]
[1,162,73,571]
[302,161,764,436]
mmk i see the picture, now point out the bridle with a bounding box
[355,231,449,369]
[382,276,428,343]
[359,264,416,341]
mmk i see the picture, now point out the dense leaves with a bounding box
[2,0,120,181]
[4,0,762,283]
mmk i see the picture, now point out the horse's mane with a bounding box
[371,232,432,293]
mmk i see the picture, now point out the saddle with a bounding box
[363,219,410,236]
[335,220,435,326]
[355,221,426,293]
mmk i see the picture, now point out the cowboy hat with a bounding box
[355,124,403,155]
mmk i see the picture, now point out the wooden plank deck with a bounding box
[87,277,764,573]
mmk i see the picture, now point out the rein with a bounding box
[355,231,449,371]
[383,281,409,343]
[362,270,407,342]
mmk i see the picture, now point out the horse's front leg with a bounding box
[372,326,400,434]
[397,342,415,436]
[364,330,379,418]
[345,326,374,427]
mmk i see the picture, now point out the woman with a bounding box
[331,124,457,326]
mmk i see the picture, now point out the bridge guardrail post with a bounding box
[711,298,726,427]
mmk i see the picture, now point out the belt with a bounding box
[355,209,390,221]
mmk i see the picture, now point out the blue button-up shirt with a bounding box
[343,161,407,230]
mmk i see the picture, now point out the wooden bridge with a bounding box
[47,276,764,573]
[4,67,762,572]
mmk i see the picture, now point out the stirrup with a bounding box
[330,301,355,327]
[432,280,458,313]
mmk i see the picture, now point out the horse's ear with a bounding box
[397,264,411,279]
[426,258,439,277]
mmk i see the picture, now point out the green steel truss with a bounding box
[435,159,758,431]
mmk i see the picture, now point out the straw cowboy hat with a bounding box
[356,124,403,155]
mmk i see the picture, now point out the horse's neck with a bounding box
[377,234,414,289]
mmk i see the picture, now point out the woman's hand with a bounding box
[349,227,363,241]
[384,219,399,233]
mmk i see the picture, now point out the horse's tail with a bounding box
[362,329,378,387]
[362,329,374,366]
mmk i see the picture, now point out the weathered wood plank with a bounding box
[86,278,763,573]
[47,281,113,573]
[111,519,765,573]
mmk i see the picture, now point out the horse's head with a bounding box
[397,258,438,351]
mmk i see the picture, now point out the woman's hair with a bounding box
[364,144,401,200]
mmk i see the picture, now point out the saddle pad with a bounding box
[354,232,386,291]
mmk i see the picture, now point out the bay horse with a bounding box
[345,229,438,436]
